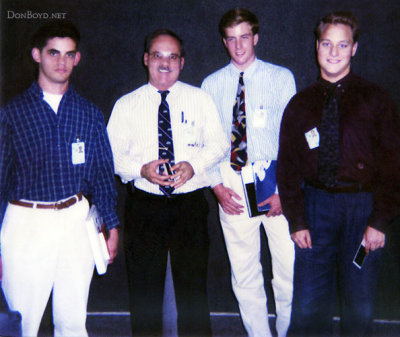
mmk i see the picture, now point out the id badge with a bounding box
[253,107,268,128]
[72,140,85,165]
[305,127,319,149]
[185,120,198,147]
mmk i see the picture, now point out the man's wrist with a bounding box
[212,183,224,191]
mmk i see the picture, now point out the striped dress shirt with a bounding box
[201,58,296,187]
[107,81,229,195]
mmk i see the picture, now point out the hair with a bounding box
[315,11,360,43]
[144,29,185,57]
[31,20,80,51]
[218,8,259,38]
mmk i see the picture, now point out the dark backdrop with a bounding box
[1,0,399,320]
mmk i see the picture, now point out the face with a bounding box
[32,37,80,90]
[143,35,184,91]
[223,22,258,71]
[317,23,358,83]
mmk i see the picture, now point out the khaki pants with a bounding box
[219,162,294,337]
[1,197,94,337]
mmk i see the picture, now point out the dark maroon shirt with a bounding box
[277,72,400,234]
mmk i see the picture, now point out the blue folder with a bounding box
[241,160,277,218]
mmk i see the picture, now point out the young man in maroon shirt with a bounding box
[277,11,400,337]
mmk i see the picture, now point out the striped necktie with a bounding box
[158,90,175,196]
[230,72,247,171]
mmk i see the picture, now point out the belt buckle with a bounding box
[54,201,62,210]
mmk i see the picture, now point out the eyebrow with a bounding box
[226,33,252,39]
[319,38,351,43]
[150,51,181,56]
[47,48,77,54]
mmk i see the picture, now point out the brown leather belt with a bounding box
[10,192,83,210]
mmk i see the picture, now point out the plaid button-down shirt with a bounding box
[0,82,118,229]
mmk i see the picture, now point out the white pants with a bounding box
[1,197,94,337]
[219,163,294,337]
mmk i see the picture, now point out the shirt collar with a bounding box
[28,81,74,100]
[228,58,259,80]
[318,71,353,90]
[147,81,181,98]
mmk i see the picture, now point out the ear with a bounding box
[351,42,358,57]
[179,57,185,70]
[316,40,320,51]
[253,33,259,46]
[74,51,81,66]
[31,48,41,63]
[222,38,228,48]
[143,53,149,67]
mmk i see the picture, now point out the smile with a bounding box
[158,67,172,73]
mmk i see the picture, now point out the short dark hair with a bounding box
[315,12,359,43]
[31,20,80,51]
[218,8,259,38]
[144,29,185,58]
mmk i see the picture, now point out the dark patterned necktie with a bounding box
[158,90,175,196]
[317,83,340,187]
[231,72,247,171]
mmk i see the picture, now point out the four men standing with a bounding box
[1,7,399,337]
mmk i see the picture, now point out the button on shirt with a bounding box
[201,58,296,187]
[107,81,229,195]
[0,82,119,229]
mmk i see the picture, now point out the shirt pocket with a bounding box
[178,118,203,150]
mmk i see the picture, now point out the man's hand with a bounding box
[363,226,385,253]
[106,228,119,264]
[140,159,174,186]
[258,194,283,217]
[291,229,312,249]
[213,183,244,215]
[171,161,194,189]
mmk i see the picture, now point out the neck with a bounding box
[232,56,256,71]
[320,69,350,84]
[38,77,69,95]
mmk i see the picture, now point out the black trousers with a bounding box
[124,188,212,337]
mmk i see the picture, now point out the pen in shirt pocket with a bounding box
[181,111,187,124]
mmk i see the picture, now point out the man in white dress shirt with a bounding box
[201,8,295,337]
[107,29,228,337]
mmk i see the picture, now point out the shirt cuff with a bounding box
[102,212,120,231]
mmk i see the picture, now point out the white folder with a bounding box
[85,205,110,275]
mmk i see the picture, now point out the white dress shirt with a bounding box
[107,81,229,195]
[201,58,296,187]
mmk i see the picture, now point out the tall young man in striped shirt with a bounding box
[202,8,296,337]
[0,21,119,336]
